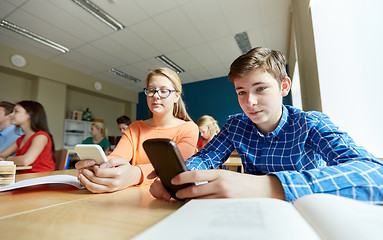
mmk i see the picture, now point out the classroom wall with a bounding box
[183,77,242,127]
[0,71,33,101]
[66,88,126,137]
[33,77,66,149]
[0,44,138,148]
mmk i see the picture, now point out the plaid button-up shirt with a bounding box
[186,105,383,203]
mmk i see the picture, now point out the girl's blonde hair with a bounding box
[146,67,192,121]
[92,122,108,139]
[197,115,220,140]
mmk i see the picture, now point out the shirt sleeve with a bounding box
[271,114,383,203]
[175,121,199,161]
[107,130,134,161]
[108,121,199,185]
[186,121,235,170]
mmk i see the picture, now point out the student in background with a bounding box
[116,115,131,134]
[81,122,111,152]
[76,67,199,193]
[150,47,383,204]
[196,115,220,150]
[0,101,23,152]
[0,101,55,173]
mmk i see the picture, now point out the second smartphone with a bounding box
[143,138,192,200]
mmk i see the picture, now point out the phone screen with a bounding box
[143,138,192,200]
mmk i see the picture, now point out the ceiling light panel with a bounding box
[0,20,69,53]
[71,0,125,31]
[109,68,141,83]
[155,55,185,73]
[235,31,252,54]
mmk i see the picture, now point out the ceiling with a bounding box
[0,0,291,92]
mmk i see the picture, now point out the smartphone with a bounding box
[74,144,108,165]
[143,138,192,200]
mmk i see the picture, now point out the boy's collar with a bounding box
[256,105,288,138]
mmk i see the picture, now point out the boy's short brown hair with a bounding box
[228,47,287,83]
[0,101,15,115]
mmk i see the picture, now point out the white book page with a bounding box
[133,198,320,240]
[293,194,383,240]
[0,175,84,192]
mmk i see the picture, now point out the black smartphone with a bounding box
[143,138,192,200]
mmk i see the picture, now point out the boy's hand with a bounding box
[149,169,285,200]
[149,177,172,201]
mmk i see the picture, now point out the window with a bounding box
[310,0,383,157]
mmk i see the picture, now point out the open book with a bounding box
[133,194,383,240]
[0,175,84,192]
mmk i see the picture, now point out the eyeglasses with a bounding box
[143,88,177,98]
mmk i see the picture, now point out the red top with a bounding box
[16,131,55,174]
[197,136,204,149]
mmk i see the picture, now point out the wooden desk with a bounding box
[0,169,184,239]
[16,165,32,170]
[223,157,244,173]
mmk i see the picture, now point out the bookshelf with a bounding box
[63,119,93,150]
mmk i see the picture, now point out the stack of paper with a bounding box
[0,161,16,186]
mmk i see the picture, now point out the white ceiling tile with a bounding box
[54,51,108,73]
[7,9,84,49]
[91,37,143,64]
[145,58,175,71]
[186,43,220,67]
[247,27,267,49]
[110,29,159,59]
[259,0,291,25]
[75,44,123,68]
[4,0,28,7]
[205,63,228,78]
[188,68,213,82]
[92,0,148,27]
[178,72,195,84]
[218,0,263,33]
[208,36,242,64]
[50,56,97,75]
[166,50,201,71]
[134,0,178,16]
[263,20,289,56]
[0,29,62,58]
[130,18,181,53]
[182,0,231,41]
[48,0,112,34]
[175,0,194,5]
[21,0,105,42]
[131,60,157,73]
[117,65,147,82]
[0,0,290,92]
[153,7,204,48]
[0,0,17,18]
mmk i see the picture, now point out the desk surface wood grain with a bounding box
[0,169,184,239]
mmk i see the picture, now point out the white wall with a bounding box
[311,0,383,157]
[0,44,138,148]
[66,89,126,137]
[0,71,33,101]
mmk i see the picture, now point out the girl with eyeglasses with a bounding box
[75,67,199,193]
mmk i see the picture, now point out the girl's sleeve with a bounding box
[138,122,199,185]
[176,122,199,160]
[107,130,133,161]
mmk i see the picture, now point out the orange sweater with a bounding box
[108,120,199,185]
